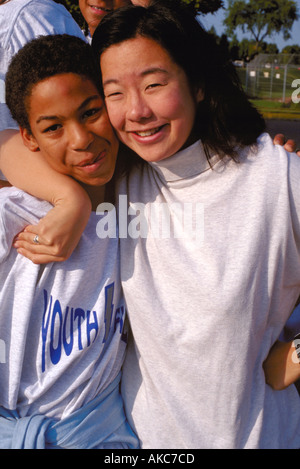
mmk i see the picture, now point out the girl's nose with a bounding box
[126,92,152,122]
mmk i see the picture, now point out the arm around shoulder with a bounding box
[0,130,91,263]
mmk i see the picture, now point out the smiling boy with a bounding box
[0,34,138,449]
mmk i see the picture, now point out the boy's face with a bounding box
[22,73,118,188]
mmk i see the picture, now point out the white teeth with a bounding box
[91,5,111,11]
[135,128,160,137]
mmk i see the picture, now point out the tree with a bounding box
[224,0,298,53]
[181,0,223,14]
[54,1,83,27]
[282,44,300,54]
[262,42,279,54]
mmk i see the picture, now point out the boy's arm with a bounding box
[0,129,299,264]
[0,130,91,263]
[263,340,300,391]
[273,134,300,157]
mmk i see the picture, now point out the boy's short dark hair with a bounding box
[6,34,101,133]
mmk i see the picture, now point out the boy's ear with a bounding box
[20,127,40,152]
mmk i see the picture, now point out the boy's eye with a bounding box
[83,107,103,119]
[43,123,61,133]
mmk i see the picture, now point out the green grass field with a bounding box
[250,99,300,120]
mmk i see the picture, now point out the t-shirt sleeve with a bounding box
[0,189,51,262]
[9,1,85,54]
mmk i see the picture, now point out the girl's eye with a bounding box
[146,83,161,90]
[104,91,122,99]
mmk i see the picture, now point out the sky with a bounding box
[200,0,300,52]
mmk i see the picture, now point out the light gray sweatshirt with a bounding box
[120,134,300,449]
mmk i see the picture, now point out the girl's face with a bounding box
[101,36,204,163]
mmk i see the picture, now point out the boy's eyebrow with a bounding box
[102,67,169,86]
[36,95,101,124]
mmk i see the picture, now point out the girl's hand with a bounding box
[13,190,91,264]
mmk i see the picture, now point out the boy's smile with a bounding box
[22,73,119,193]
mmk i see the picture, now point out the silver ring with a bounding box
[33,235,39,244]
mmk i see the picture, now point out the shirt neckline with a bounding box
[149,140,220,182]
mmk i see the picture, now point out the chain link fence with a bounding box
[235,54,300,104]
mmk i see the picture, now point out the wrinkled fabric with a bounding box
[0,373,139,449]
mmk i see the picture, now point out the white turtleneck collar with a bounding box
[148,140,220,182]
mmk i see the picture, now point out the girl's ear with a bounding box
[20,127,40,152]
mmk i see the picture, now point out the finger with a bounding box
[283,139,297,153]
[15,227,50,246]
[273,134,285,146]
[16,247,66,265]
[297,150,300,158]
[13,238,65,257]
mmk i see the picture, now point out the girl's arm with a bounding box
[0,130,91,263]
[263,340,300,391]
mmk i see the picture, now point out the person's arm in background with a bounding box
[263,340,300,390]
[0,130,91,263]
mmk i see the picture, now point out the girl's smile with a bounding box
[101,36,204,163]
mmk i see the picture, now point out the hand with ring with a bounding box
[12,196,91,264]
[33,234,39,244]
